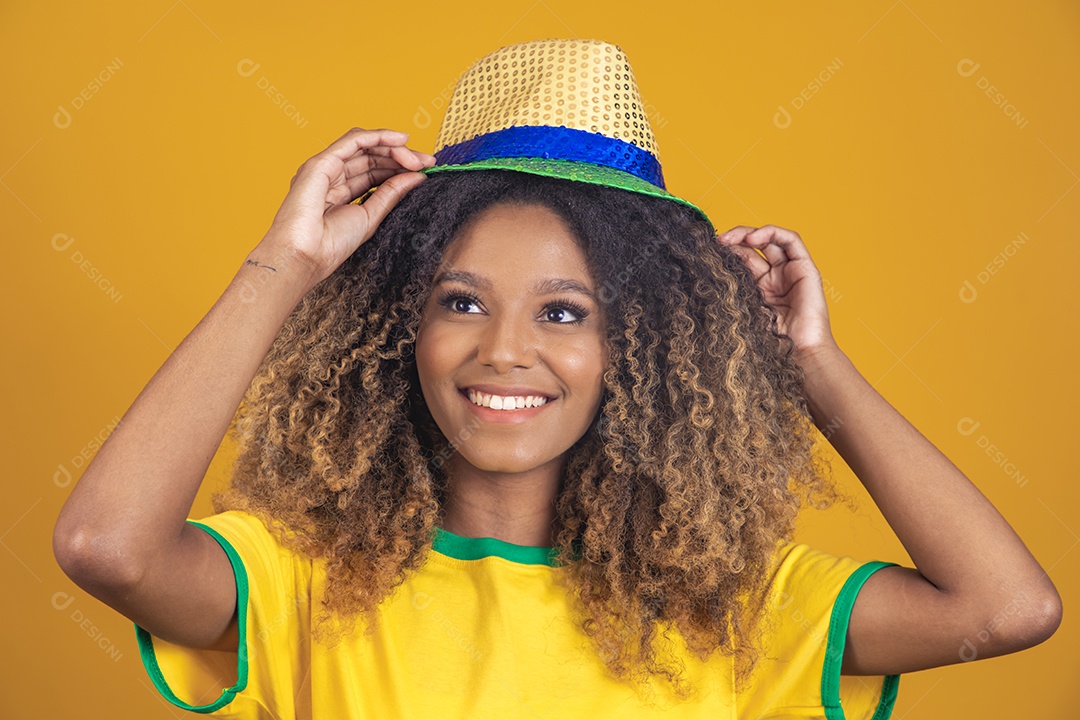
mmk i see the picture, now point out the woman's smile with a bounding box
[458,387,556,424]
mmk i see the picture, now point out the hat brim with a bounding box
[416,157,714,234]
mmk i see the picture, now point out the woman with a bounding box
[54,38,1061,719]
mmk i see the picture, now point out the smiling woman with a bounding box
[171,165,864,709]
[416,202,610,542]
[53,37,1059,720]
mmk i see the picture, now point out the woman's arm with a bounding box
[797,341,1061,675]
[52,242,315,651]
[717,224,1061,676]
[52,127,435,652]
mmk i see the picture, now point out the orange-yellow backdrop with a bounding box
[4,1,1078,717]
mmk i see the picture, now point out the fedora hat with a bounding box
[412,38,714,232]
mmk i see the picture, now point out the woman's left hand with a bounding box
[716,225,836,357]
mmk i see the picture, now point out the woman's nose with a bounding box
[475,312,536,371]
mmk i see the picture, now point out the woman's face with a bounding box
[415,201,608,475]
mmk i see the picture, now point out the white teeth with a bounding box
[466,389,549,411]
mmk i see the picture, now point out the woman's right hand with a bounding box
[260,127,436,287]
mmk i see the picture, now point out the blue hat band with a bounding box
[433,125,667,190]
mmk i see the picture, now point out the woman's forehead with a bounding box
[437,204,595,285]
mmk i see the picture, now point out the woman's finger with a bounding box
[725,226,785,265]
[340,146,433,179]
[717,226,756,245]
[287,129,425,192]
[325,170,429,243]
[726,243,773,282]
[719,224,815,271]
[340,151,398,181]
[326,166,412,206]
[718,226,774,278]
[339,143,430,173]
[319,127,412,164]
[742,225,814,264]
[384,144,436,173]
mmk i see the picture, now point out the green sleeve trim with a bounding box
[133,520,250,714]
[822,560,901,720]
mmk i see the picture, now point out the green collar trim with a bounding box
[822,560,901,719]
[432,526,571,566]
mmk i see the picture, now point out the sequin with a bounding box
[434,39,658,160]
[424,38,714,232]
[435,124,665,189]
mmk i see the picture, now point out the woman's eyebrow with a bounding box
[433,269,598,302]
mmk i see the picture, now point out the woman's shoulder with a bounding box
[755,539,898,660]
[763,539,895,608]
[188,508,278,545]
[185,509,319,581]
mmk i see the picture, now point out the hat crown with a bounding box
[435,38,660,162]
[416,38,715,233]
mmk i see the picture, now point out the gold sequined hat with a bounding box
[416,38,714,232]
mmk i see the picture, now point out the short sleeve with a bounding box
[133,511,310,719]
[741,542,901,720]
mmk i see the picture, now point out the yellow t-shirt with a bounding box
[134,511,900,719]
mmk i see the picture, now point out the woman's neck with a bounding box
[439,456,565,547]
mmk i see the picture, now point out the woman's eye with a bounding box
[546,306,581,324]
[436,294,484,315]
[438,293,588,325]
[453,298,479,313]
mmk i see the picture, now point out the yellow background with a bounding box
[4,1,1078,717]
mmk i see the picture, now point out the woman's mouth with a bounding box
[458,388,556,423]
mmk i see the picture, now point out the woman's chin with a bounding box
[449,448,562,476]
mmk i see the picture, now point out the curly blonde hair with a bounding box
[214,169,836,698]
